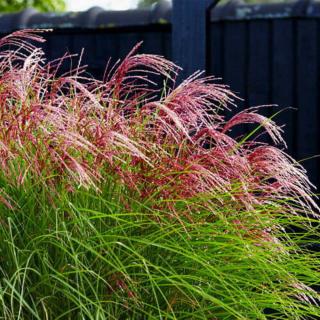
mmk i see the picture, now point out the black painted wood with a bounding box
[209,21,223,79]
[95,31,121,79]
[172,0,219,81]
[71,32,98,77]
[117,32,140,60]
[247,20,272,144]
[47,32,72,61]
[223,21,247,140]
[141,31,164,55]
[271,20,295,156]
[46,32,74,76]
[296,19,319,187]
[162,29,172,60]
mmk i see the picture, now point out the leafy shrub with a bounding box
[0,0,65,13]
[0,30,319,319]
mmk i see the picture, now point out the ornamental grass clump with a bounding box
[0,30,319,319]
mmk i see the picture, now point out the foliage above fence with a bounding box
[0,0,65,13]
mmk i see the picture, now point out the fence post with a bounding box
[172,0,220,83]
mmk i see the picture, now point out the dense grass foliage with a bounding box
[0,30,319,319]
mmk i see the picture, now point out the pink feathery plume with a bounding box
[223,106,286,146]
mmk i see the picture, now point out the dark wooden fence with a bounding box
[0,0,319,190]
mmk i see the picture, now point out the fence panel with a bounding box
[0,2,320,189]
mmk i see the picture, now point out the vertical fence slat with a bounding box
[247,20,272,143]
[140,31,163,55]
[272,20,295,156]
[223,21,247,140]
[209,21,223,78]
[117,32,140,59]
[72,32,98,76]
[172,0,206,78]
[95,31,118,61]
[247,20,271,106]
[140,30,167,87]
[48,32,71,61]
[296,20,319,187]
[172,0,218,81]
[162,29,172,60]
[95,31,120,79]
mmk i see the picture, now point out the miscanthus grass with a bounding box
[0,30,319,319]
